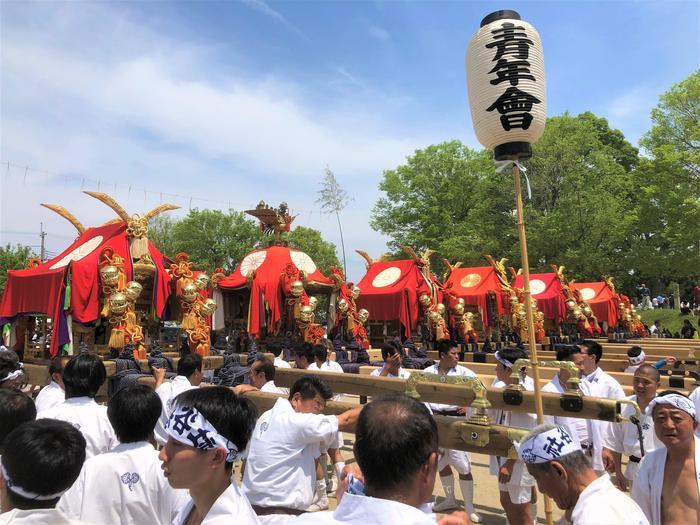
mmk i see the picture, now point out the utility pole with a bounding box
[40,222,46,262]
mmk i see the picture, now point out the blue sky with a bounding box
[1,0,698,280]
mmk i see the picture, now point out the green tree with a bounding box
[285,226,340,276]
[632,71,700,295]
[169,209,263,273]
[371,140,517,275]
[147,215,178,258]
[316,167,351,277]
[0,244,36,293]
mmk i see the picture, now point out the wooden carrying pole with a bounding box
[512,162,554,525]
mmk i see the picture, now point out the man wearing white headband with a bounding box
[0,351,25,393]
[489,347,538,525]
[632,391,700,525]
[602,364,662,491]
[159,386,260,525]
[423,340,480,522]
[0,419,87,524]
[691,386,700,438]
[623,346,676,374]
[518,424,649,525]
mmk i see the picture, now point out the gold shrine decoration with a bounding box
[40,204,85,235]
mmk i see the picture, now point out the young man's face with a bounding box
[577,347,597,374]
[440,347,459,369]
[159,438,214,489]
[632,370,659,399]
[494,361,511,383]
[652,406,698,448]
[291,392,326,414]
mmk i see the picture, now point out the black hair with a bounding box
[497,346,528,368]
[48,355,71,377]
[656,389,691,400]
[380,342,400,361]
[0,350,22,383]
[312,344,328,363]
[62,353,106,398]
[266,340,282,358]
[653,320,660,325]
[288,375,333,402]
[580,340,603,363]
[253,356,276,382]
[172,386,257,468]
[354,394,438,494]
[107,384,162,443]
[634,364,661,382]
[0,389,37,454]
[555,345,581,362]
[177,353,203,378]
[437,339,457,357]
[293,343,314,365]
[2,419,86,509]
[627,346,643,358]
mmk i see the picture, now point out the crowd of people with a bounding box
[0,337,699,525]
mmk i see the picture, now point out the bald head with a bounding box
[635,363,660,382]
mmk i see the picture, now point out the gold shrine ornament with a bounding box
[460,273,482,288]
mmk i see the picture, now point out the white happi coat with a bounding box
[308,361,344,373]
[0,508,86,525]
[291,492,436,525]
[571,473,649,525]
[632,435,700,525]
[488,377,537,487]
[423,363,476,413]
[37,396,118,458]
[274,357,291,369]
[579,367,626,471]
[173,483,260,525]
[153,376,198,446]
[542,374,587,446]
[370,366,411,379]
[261,380,287,395]
[602,395,662,480]
[58,441,188,525]
[34,381,65,412]
[242,398,339,510]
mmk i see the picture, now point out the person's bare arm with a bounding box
[336,405,364,432]
[152,366,166,389]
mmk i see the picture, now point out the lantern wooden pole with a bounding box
[512,161,554,525]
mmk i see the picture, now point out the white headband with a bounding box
[628,351,645,366]
[495,351,514,369]
[165,406,240,462]
[646,394,697,421]
[518,426,581,464]
[0,362,24,383]
[0,462,67,500]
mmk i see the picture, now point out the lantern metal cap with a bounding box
[480,10,521,27]
[494,142,532,161]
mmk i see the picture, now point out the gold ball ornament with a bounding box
[337,298,349,313]
[100,265,120,287]
[428,310,440,322]
[124,281,143,302]
[109,292,128,315]
[436,303,446,315]
[290,280,304,298]
[300,305,315,322]
[194,273,210,290]
[566,299,576,310]
[351,286,361,300]
[308,296,318,310]
[419,294,431,307]
[182,283,200,303]
[453,303,465,316]
[358,308,369,324]
[200,298,217,316]
[583,306,592,316]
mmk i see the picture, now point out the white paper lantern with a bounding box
[466,10,546,160]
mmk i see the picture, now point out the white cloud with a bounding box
[368,24,391,42]
[240,0,309,40]
[604,86,659,145]
[1,2,434,281]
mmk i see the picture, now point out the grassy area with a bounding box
[638,309,697,335]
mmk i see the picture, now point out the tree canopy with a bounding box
[371,71,700,297]
[0,244,35,294]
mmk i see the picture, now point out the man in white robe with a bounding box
[519,423,648,525]
[632,392,700,525]
[0,420,88,524]
[37,354,117,458]
[242,376,362,522]
[370,343,411,379]
[307,345,344,373]
[152,353,202,446]
[291,395,470,525]
[34,356,70,413]
[59,385,188,524]
[250,356,287,395]
[576,340,625,473]
[159,386,260,525]
[602,365,662,491]
[489,348,537,525]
